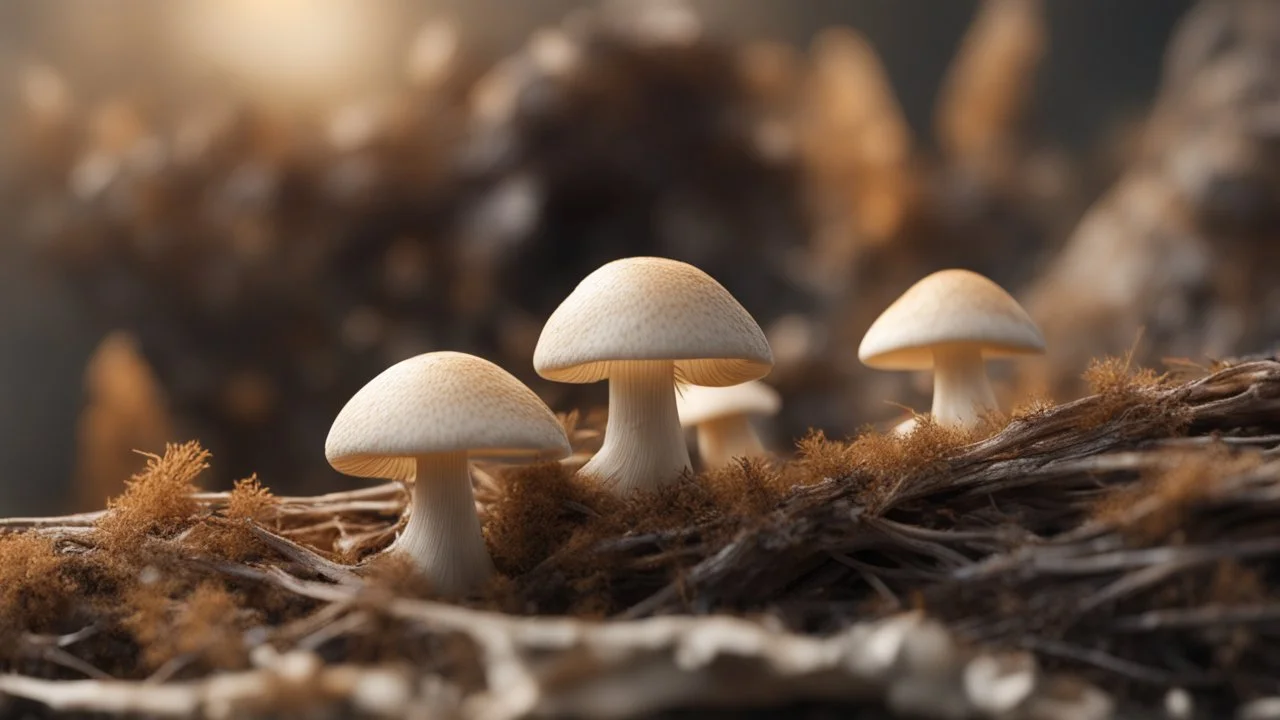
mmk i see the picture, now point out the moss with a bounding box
[795,418,979,510]
[1,353,1275,698]
[125,580,253,671]
[361,553,437,599]
[226,475,278,524]
[96,442,209,551]
[483,458,790,613]
[1083,354,1165,397]
[1092,447,1261,542]
[486,461,595,576]
[480,415,986,614]
[0,533,75,643]
[0,442,314,678]
[1008,393,1057,422]
[701,457,789,517]
[191,475,279,561]
[1077,353,1185,433]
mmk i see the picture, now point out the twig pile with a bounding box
[1,357,1278,718]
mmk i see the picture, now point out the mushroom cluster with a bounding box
[322,251,1049,594]
[323,256,1045,597]
[324,256,780,595]
[22,0,1230,508]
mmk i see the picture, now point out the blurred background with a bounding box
[2,0,1277,514]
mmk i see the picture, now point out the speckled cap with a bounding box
[859,269,1045,371]
[533,257,773,385]
[325,351,571,480]
[676,380,782,426]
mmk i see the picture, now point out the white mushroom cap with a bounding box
[858,268,1045,370]
[676,380,782,427]
[533,257,774,385]
[325,351,570,480]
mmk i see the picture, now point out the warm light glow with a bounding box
[171,0,391,102]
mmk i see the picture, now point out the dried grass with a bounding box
[125,581,252,671]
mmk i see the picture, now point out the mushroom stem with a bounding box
[581,360,690,496]
[930,345,997,428]
[695,415,766,468]
[394,452,492,597]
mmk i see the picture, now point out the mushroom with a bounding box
[890,415,919,436]
[325,351,570,596]
[675,380,781,469]
[534,257,773,496]
[859,269,1045,429]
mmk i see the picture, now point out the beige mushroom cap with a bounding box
[326,351,571,480]
[534,257,774,385]
[676,380,782,426]
[859,269,1045,370]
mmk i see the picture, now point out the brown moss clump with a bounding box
[192,475,280,561]
[1092,447,1262,542]
[0,533,74,643]
[24,442,301,677]
[485,458,798,614]
[361,553,437,599]
[610,475,721,535]
[125,580,253,671]
[96,441,210,551]
[481,417,1001,615]
[226,475,277,523]
[0,354,1271,701]
[1078,353,1179,431]
[486,462,599,576]
[1083,354,1165,396]
[486,459,730,576]
[1008,393,1057,422]
[701,457,790,517]
[795,418,977,510]
[794,429,852,483]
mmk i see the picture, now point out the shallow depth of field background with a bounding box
[5,0,1273,515]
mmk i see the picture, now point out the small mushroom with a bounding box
[325,351,570,596]
[675,380,781,469]
[859,269,1045,429]
[964,651,1039,715]
[890,415,919,436]
[534,257,773,496]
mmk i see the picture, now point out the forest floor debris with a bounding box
[1,356,1279,718]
